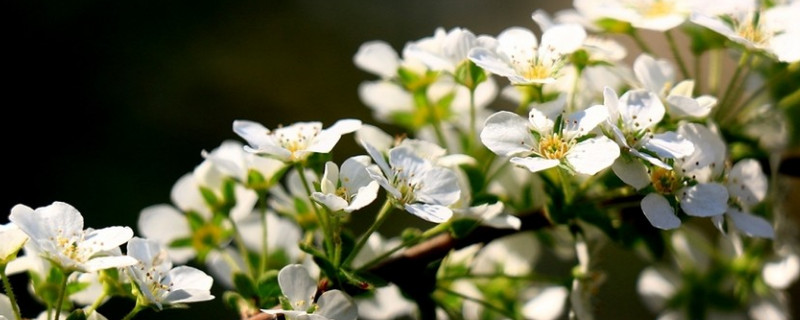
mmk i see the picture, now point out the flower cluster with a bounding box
[3,0,798,319]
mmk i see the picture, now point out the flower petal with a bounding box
[510,157,560,173]
[566,136,620,175]
[345,181,380,212]
[481,111,534,157]
[645,131,695,159]
[316,290,358,320]
[354,41,400,78]
[83,256,138,272]
[611,156,650,190]
[404,204,453,223]
[137,205,194,264]
[312,193,349,213]
[641,193,681,229]
[763,253,800,290]
[727,208,774,239]
[727,159,767,206]
[679,183,728,217]
[521,286,569,320]
[278,264,317,309]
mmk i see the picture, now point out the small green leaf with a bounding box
[65,309,87,320]
[233,272,258,298]
[257,270,281,303]
[199,186,220,208]
[168,237,193,248]
[595,18,632,34]
[449,219,480,239]
[185,211,206,230]
[223,291,250,313]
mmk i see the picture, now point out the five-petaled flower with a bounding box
[233,119,362,163]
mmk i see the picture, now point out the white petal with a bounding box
[306,120,360,154]
[11,202,83,243]
[404,204,453,223]
[645,131,695,159]
[340,156,373,192]
[416,167,461,206]
[83,256,138,272]
[354,125,394,153]
[353,40,400,78]
[480,111,534,157]
[641,193,681,229]
[364,142,391,178]
[345,181,380,212]
[312,193,349,212]
[1,293,17,320]
[232,120,271,151]
[170,173,210,219]
[510,157,560,173]
[763,253,800,290]
[728,159,767,206]
[772,32,800,63]
[137,205,194,264]
[611,156,650,190]
[566,136,620,175]
[727,208,774,239]
[366,166,400,200]
[604,87,620,120]
[563,105,609,139]
[679,183,728,217]
[521,286,568,320]
[278,264,317,309]
[468,47,518,80]
[528,108,555,134]
[618,90,664,129]
[81,226,134,253]
[638,267,677,311]
[0,222,28,261]
[633,54,670,93]
[540,24,586,54]
[667,95,712,119]
[315,290,358,320]
[358,81,413,121]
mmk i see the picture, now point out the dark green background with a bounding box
[3,0,797,319]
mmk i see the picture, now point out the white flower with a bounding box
[126,237,214,309]
[1,293,16,320]
[364,143,461,223]
[471,232,539,276]
[403,27,497,73]
[0,222,27,264]
[468,25,586,85]
[481,99,619,175]
[354,40,402,79]
[9,202,136,273]
[633,54,717,119]
[233,119,362,163]
[711,159,774,238]
[201,140,288,188]
[574,0,692,31]
[604,87,695,169]
[312,156,380,213]
[691,2,800,62]
[262,264,357,320]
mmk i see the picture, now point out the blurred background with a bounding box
[4,0,798,319]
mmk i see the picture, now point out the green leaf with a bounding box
[185,211,206,230]
[454,60,487,90]
[570,49,590,72]
[449,219,480,239]
[339,269,375,292]
[233,272,258,298]
[65,309,87,320]
[223,291,250,313]
[595,18,632,34]
[199,186,220,208]
[168,237,193,248]
[257,270,281,304]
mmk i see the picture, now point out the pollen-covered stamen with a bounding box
[510,47,562,81]
[51,228,88,261]
[650,167,682,194]
[269,123,323,159]
[390,167,423,204]
[635,0,676,18]
[191,224,224,252]
[736,20,771,45]
[538,134,571,159]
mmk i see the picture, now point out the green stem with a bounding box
[570,68,582,112]
[714,52,750,120]
[709,50,721,95]
[332,213,343,269]
[85,290,108,317]
[53,270,70,320]
[629,29,654,55]
[258,193,269,276]
[436,285,516,319]
[227,216,255,278]
[665,30,691,79]
[356,221,451,271]
[343,199,394,268]
[468,87,477,153]
[121,301,145,320]
[693,51,702,95]
[558,167,574,205]
[1,265,22,320]
[295,163,335,259]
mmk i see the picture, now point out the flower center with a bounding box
[271,124,322,160]
[736,22,769,45]
[191,224,224,252]
[523,64,552,81]
[639,0,675,18]
[650,167,681,194]
[391,167,422,204]
[538,134,570,159]
[52,229,88,262]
